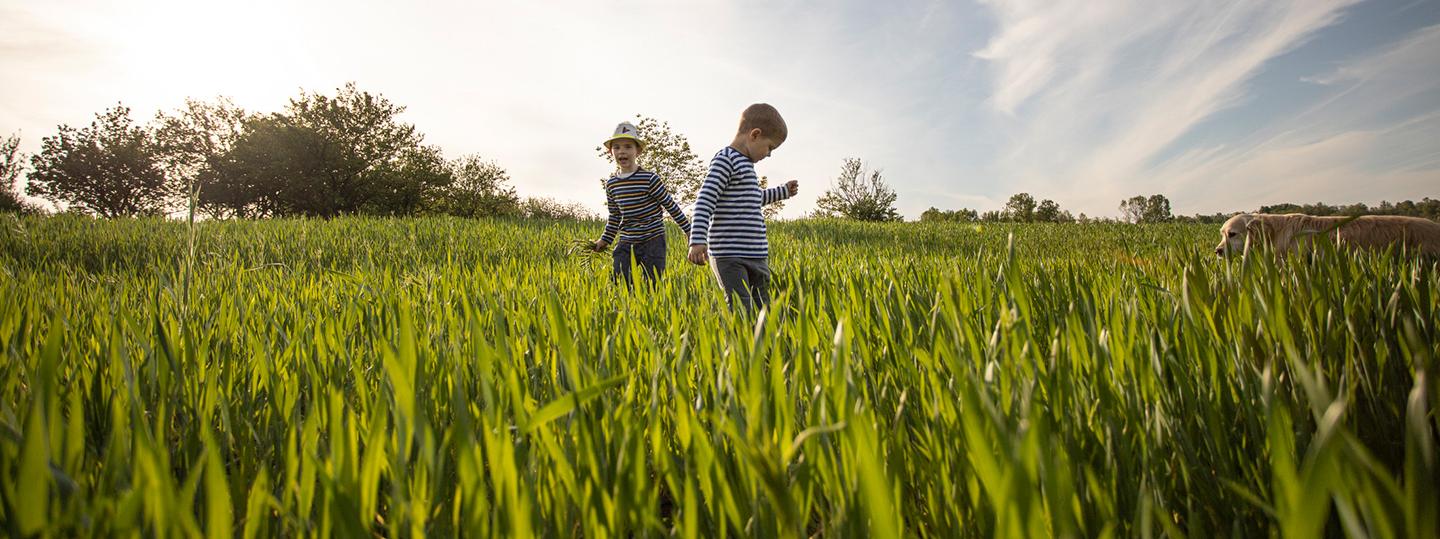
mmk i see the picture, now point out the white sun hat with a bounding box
[603,121,644,151]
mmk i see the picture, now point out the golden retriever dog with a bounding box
[1214,213,1440,257]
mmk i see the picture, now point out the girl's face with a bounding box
[609,139,640,171]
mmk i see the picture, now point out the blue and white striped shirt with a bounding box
[689,147,792,258]
[600,169,691,245]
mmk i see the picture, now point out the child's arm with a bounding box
[687,157,733,265]
[648,175,692,236]
[762,180,799,206]
[596,190,620,250]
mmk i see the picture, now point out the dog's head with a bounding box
[1215,213,1258,257]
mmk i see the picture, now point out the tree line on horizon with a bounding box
[920,193,1440,224]
[2,85,1433,224]
[0,85,891,223]
[0,83,594,221]
[921,193,1098,224]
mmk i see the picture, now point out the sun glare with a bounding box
[108,1,310,113]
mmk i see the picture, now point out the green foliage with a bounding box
[0,213,1435,537]
[27,105,169,217]
[438,155,521,218]
[1,133,40,215]
[1173,212,1234,224]
[1034,198,1073,223]
[28,86,531,220]
[205,114,317,218]
[1004,192,1036,222]
[928,194,1072,223]
[152,97,249,218]
[206,83,451,218]
[1145,194,1172,223]
[1121,195,1146,223]
[921,207,978,222]
[362,144,450,216]
[521,196,597,220]
[1261,198,1440,220]
[814,158,900,221]
[1120,194,1173,223]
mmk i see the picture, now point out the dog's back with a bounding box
[1330,215,1440,256]
[1245,213,1440,256]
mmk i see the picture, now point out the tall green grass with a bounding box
[0,214,1434,537]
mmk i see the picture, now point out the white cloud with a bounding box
[974,0,1371,215]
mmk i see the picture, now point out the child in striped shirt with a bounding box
[593,121,692,286]
[687,104,799,310]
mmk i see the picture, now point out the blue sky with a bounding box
[2,0,1437,218]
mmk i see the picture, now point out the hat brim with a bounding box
[603,134,644,151]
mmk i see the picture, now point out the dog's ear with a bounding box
[1244,215,1262,233]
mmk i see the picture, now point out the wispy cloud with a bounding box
[1153,23,1440,211]
[975,0,1366,214]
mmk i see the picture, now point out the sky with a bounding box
[2,0,1438,219]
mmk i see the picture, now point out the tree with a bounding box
[1256,199,1440,220]
[1,133,40,214]
[206,114,319,218]
[214,83,450,217]
[439,155,521,218]
[1173,212,1230,224]
[814,158,901,221]
[1420,198,1440,220]
[153,97,249,218]
[1118,194,1173,223]
[1143,194,1172,223]
[28,105,168,217]
[1119,195,1147,224]
[596,115,709,206]
[1339,203,1369,217]
[287,82,447,216]
[1034,199,1062,222]
[920,207,978,222]
[521,197,596,220]
[1003,193,1037,222]
[362,144,450,216]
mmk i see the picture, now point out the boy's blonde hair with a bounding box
[737,103,787,142]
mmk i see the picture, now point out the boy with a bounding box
[594,121,692,286]
[687,104,799,310]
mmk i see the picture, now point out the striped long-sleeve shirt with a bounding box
[599,169,692,245]
[689,147,793,258]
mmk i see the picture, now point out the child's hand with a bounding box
[785,180,799,196]
[593,240,608,252]
[687,244,708,266]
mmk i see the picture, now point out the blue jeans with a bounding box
[612,234,667,287]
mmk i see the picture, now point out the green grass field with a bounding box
[0,214,1435,537]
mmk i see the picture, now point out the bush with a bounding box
[521,197,596,220]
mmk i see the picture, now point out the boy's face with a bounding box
[746,129,784,163]
[609,139,640,169]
